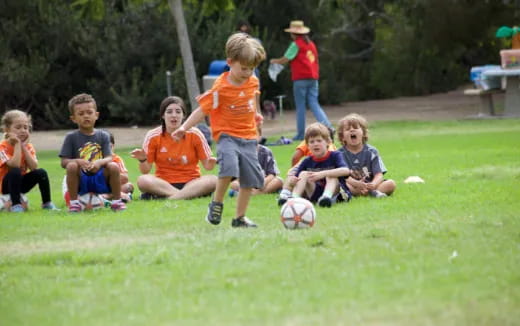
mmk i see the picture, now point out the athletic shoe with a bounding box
[139,193,166,200]
[228,189,238,198]
[370,190,388,198]
[231,216,257,228]
[206,201,223,225]
[277,195,293,207]
[10,204,25,213]
[68,202,82,213]
[318,196,332,207]
[111,201,127,212]
[42,202,60,210]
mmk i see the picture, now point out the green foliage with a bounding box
[1,0,519,128]
[1,119,519,325]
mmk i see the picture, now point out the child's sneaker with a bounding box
[206,201,223,225]
[68,202,82,213]
[10,204,25,213]
[369,190,388,198]
[42,202,60,211]
[231,216,257,228]
[318,196,332,208]
[228,189,238,198]
[111,200,127,212]
[277,195,292,207]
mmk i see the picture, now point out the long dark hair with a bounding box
[159,96,186,134]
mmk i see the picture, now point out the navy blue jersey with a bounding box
[296,150,349,189]
[339,144,386,182]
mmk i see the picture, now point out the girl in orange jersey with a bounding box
[131,96,217,200]
[0,110,58,212]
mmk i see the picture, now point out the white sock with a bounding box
[279,189,291,198]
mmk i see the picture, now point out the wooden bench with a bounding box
[463,88,504,116]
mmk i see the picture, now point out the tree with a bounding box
[167,0,200,112]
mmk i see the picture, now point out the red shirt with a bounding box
[290,36,320,81]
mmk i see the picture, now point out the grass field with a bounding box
[1,119,519,326]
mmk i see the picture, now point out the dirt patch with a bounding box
[32,88,496,151]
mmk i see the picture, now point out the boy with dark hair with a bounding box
[59,93,126,212]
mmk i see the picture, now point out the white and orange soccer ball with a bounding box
[280,197,316,229]
[78,192,105,211]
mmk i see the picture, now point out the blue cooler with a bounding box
[208,60,228,76]
[470,65,502,90]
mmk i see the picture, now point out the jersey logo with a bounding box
[239,91,245,97]
[212,91,219,109]
[160,146,168,153]
[354,159,360,164]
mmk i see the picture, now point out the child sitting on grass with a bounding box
[59,93,126,212]
[0,109,59,212]
[290,122,352,207]
[337,113,396,198]
[103,131,133,202]
[277,126,335,206]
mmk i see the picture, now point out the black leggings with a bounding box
[2,168,51,205]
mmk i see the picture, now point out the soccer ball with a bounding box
[0,194,29,211]
[78,192,104,211]
[280,197,316,229]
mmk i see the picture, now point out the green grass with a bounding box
[1,119,519,326]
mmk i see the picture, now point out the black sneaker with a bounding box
[139,193,166,200]
[206,201,223,225]
[231,216,257,228]
[277,195,291,207]
[140,192,153,200]
[318,196,332,208]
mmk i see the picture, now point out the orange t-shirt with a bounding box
[142,126,212,183]
[112,153,128,174]
[197,71,260,141]
[295,140,336,156]
[0,140,37,193]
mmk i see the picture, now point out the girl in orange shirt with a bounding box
[131,96,217,200]
[0,110,58,212]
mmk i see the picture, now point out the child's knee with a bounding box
[65,161,80,173]
[106,162,120,175]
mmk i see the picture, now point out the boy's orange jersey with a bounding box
[197,71,260,141]
[0,140,37,193]
[143,126,212,183]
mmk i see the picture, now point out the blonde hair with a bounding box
[68,93,97,115]
[304,122,331,144]
[225,32,266,67]
[337,113,369,145]
[1,109,31,134]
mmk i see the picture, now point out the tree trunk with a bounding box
[167,0,200,112]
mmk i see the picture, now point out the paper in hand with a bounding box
[268,63,284,82]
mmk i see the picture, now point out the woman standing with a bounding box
[270,20,333,140]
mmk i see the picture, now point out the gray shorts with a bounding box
[217,134,264,189]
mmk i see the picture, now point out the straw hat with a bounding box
[284,20,310,34]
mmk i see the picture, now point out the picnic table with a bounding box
[482,68,520,116]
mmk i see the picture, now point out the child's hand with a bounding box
[366,182,377,191]
[87,160,102,174]
[5,133,19,146]
[255,113,264,125]
[77,159,91,173]
[130,148,146,161]
[203,157,217,170]
[171,127,186,142]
